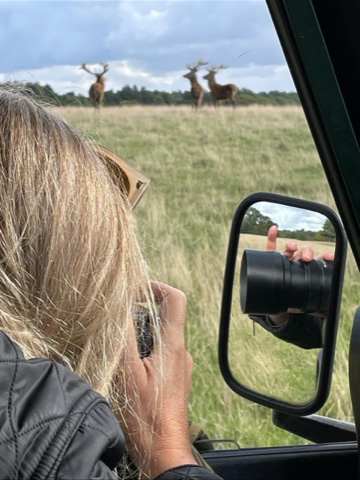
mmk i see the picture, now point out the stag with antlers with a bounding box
[80,63,109,108]
[183,59,208,110]
[203,65,238,108]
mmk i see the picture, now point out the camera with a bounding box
[135,306,154,358]
[240,249,333,315]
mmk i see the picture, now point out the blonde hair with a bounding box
[0,88,159,440]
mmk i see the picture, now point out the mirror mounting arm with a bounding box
[349,307,360,470]
[272,410,356,443]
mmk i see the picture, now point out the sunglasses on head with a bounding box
[92,144,150,209]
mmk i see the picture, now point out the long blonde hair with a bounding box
[0,87,156,412]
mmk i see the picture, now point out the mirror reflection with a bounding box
[229,201,335,404]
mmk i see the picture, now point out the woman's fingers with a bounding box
[268,226,309,261]
[151,282,187,347]
[284,245,334,263]
[282,242,314,262]
[282,240,298,259]
[120,281,197,477]
[293,246,313,262]
[316,251,335,261]
[266,225,278,251]
[267,226,334,264]
[128,282,188,369]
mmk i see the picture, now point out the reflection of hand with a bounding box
[122,283,197,479]
[267,225,334,325]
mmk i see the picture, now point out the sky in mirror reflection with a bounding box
[255,202,329,231]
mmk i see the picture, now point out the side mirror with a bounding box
[219,193,347,415]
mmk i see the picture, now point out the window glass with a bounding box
[0,0,354,448]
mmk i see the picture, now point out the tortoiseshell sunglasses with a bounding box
[92,144,150,209]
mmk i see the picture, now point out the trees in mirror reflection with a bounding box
[241,207,335,242]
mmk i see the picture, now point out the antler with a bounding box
[99,62,109,75]
[186,59,209,71]
[80,63,97,76]
[195,59,208,70]
[80,62,109,75]
[211,64,228,73]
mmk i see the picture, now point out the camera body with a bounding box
[240,249,333,315]
[135,306,154,358]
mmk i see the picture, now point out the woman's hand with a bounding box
[266,225,334,325]
[122,282,197,479]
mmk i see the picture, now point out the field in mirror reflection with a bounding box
[229,202,335,405]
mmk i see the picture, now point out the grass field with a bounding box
[58,105,359,448]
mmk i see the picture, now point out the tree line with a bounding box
[2,82,300,107]
[241,207,335,242]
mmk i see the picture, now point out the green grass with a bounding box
[58,105,359,448]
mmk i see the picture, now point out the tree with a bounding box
[241,207,275,235]
[320,218,336,242]
[0,81,300,107]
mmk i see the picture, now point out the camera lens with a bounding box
[240,250,333,315]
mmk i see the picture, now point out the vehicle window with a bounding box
[0,0,355,449]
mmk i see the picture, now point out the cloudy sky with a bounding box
[0,1,296,95]
[256,203,328,232]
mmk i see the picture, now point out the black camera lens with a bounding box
[240,249,333,315]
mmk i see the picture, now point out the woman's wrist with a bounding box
[268,313,290,326]
[149,447,197,479]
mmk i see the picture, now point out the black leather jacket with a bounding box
[250,314,324,349]
[0,332,222,480]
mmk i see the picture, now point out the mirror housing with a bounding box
[219,192,347,415]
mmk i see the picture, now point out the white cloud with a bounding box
[0,1,295,93]
[256,203,327,232]
[200,63,295,92]
[107,60,181,89]
[105,4,168,46]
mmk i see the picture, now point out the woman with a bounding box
[0,88,223,479]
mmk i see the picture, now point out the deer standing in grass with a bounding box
[80,63,109,108]
[203,65,238,108]
[183,60,208,110]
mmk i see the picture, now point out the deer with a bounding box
[183,59,208,110]
[203,65,238,108]
[80,62,109,108]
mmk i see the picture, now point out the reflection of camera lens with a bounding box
[240,250,333,314]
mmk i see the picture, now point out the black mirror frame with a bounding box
[219,192,347,415]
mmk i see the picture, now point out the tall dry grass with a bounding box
[58,105,359,447]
